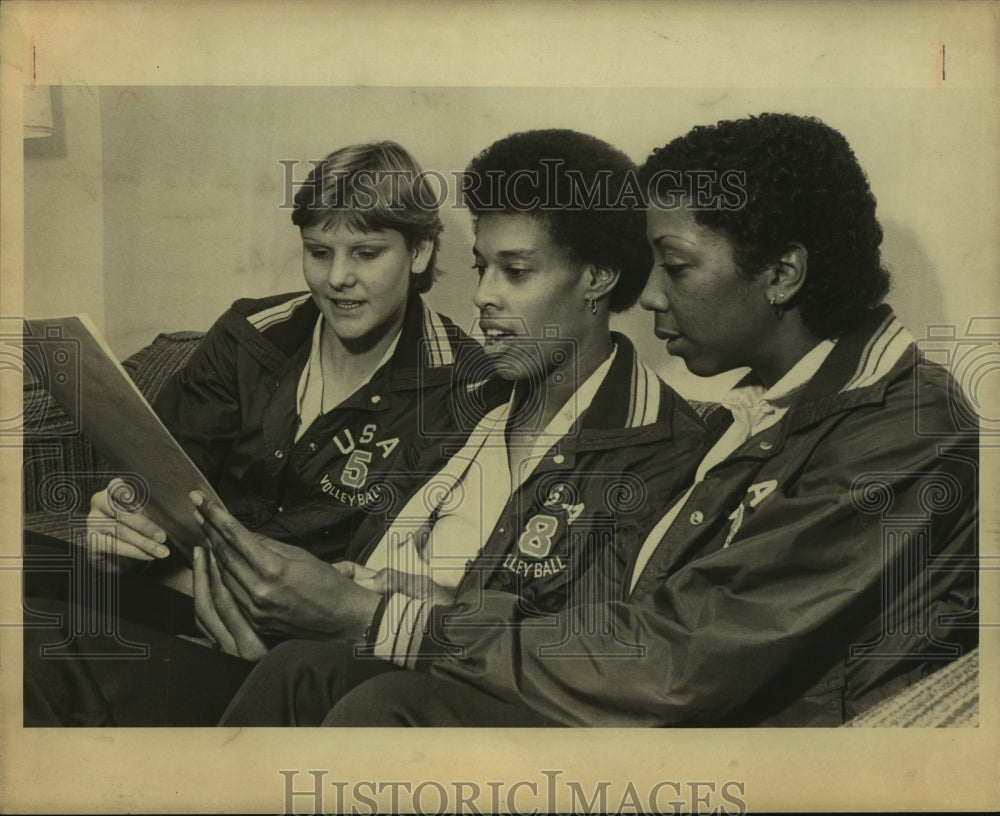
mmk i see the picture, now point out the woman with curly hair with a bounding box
[311,113,978,727]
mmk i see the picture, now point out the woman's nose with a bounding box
[327,256,357,289]
[472,268,498,311]
[639,270,669,312]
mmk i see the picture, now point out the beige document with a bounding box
[23,314,221,562]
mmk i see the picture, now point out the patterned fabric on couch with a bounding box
[844,647,979,727]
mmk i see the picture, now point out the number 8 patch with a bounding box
[517,514,558,558]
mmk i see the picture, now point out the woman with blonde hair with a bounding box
[24,140,489,724]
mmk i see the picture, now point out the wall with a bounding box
[23,85,105,331]
[25,85,998,402]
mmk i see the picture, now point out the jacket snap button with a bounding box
[309,442,317,451]
[370,395,382,404]
[274,449,284,459]
[689,510,704,525]
[553,454,565,464]
[759,441,773,451]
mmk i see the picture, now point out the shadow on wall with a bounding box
[881,218,946,343]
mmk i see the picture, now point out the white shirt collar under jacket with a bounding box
[628,313,915,594]
[363,345,618,589]
[628,338,837,594]
[294,315,401,441]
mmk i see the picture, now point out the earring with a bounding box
[769,293,785,319]
[586,295,598,316]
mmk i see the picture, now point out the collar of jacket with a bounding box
[787,304,913,431]
[518,332,692,463]
[222,291,464,394]
[710,304,914,449]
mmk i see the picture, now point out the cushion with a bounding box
[844,648,979,727]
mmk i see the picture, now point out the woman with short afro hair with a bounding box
[640,112,891,339]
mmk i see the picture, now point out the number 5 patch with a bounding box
[340,449,373,489]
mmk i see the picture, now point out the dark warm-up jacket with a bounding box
[361,333,709,664]
[368,306,979,725]
[154,292,492,562]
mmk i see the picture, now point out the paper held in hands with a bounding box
[23,314,223,563]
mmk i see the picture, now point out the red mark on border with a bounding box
[936,41,945,88]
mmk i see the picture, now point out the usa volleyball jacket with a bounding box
[154,292,492,562]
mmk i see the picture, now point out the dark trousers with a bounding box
[23,532,561,728]
[325,671,563,727]
[22,531,253,726]
[220,638,397,726]
[223,637,561,728]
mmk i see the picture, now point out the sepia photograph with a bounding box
[2,1,998,813]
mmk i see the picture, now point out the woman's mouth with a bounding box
[479,322,520,348]
[331,299,364,311]
[656,330,686,353]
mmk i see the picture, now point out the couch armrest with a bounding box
[844,648,979,727]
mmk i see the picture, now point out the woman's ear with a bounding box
[586,264,621,302]
[766,243,808,302]
[410,240,434,277]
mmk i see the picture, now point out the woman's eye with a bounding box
[355,249,381,261]
[660,263,688,277]
[505,267,531,280]
[309,249,329,260]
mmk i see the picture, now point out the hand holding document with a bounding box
[23,314,224,563]
[87,476,171,563]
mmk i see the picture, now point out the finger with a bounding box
[193,547,236,652]
[376,568,442,600]
[190,491,263,575]
[83,518,162,563]
[94,479,168,544]
[331,560,377,580]
[209,550,260,630]
[377,568,421,595]
[369,568,392,595]
[191,504,259,598]
[194,617,217,645]
[209,551,267,655]
[353,575,378,592]
[192,505,228,554]
[192,547,237,654]
[88,499,168,561]
[109,521,169,559]
[83,531,156,562]
[330,560,356,578]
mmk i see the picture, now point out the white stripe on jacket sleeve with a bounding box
[372,592,432,669]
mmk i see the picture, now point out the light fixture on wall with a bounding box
[24,85,55,139]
